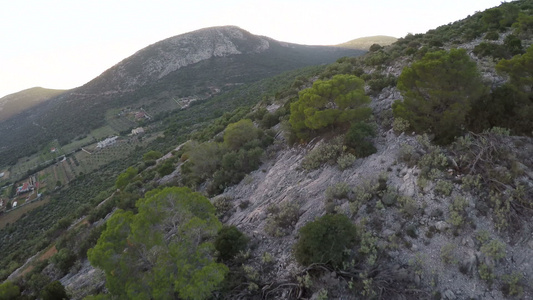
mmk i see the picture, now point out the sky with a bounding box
[0,0,505,98]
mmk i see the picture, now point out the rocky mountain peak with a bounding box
[83,26,271,93]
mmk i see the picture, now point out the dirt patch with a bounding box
[19,245,57,278]
[39,245,58,261]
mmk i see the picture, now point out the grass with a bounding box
[90,125,118,140]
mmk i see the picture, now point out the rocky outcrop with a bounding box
[84,26,272,93]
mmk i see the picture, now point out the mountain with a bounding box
[4,1,533,297]
[0,87,65,122]
[337,35,398,50]
[0,26,364,167]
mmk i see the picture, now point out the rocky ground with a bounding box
[57,28,533,299]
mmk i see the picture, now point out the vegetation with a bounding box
[289,74,371,140]
[115,166,138,190]
[392,48,486,144]
[1,2,533,298]
[293,214,359,268]
[214,226,248,261]
[0,281,20,299]
[88,187,228,299]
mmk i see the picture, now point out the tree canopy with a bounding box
[223,119,260,150]
[88,187,228,300]
[490,44,533,134]
[393,48,487,144]
[0,281,20,300]
[496,43,533,92]
[115,166,138,190]
[290,74,371,140]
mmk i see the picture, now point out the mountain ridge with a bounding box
[0,25,364,167]
[0,87,65,122]
[337,35,398,50]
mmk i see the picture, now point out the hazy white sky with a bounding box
[0,0,504,98]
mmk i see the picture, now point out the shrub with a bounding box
[503,34,523,56]
[393,49,487,144]
[448,196,468,228]
[344,122,376,158]
[369,44,383,52]
[40,281,69,300]
[0,281,20,299]
[398,196,418,217]
[480,239,506,261]
[293,214,359,268]
[484,31,499,40]
[337,153,357,170]
[501,272,524,297]
[290,74,371,140]
[215,226,248,261]
[392,117,410,134]
[325,182,350,201]
[301,137,343,170]
[434,180,453,196]
[115,167,138,190]
[473,42,507,59]
[224,119,260,150]
[50,248,76,274]
[212,196,233,218]
[265,202,300,237]
[156,160,174,177]
[142,150,162,161]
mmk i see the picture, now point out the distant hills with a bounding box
[0,87,65,122]
[0,26,364,167]
[337,35,398,50]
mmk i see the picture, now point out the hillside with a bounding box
[0,87,65,122]
[337,35,398,50]
[1,1,533,299]
[0,26,363,168]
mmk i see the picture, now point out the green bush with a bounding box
[392,117,410,134]
[301,137,344,170]
[40,281,69,300]
[369,44,383,52]
[484,31,499,40]
[290,74,371,140]
[325,182,350,201]
[265,202,300,237]
[0,281,20,299]
[293,214,359,268]
[142,150,162,161]
[215,226,248,261]
[224,119,260,150]
[393,49,487,144]
[503,34,523,56]
[50,248,76,274]
[344,122,376,158]
[473,42,508,59]
[434,180,453,196]
[115,167,138,190]
[156,160,174,177]
[337,153,357,170]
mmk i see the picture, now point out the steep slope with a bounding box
[0,26,363,167]
[0,87,65,122]
[5,1,533,298]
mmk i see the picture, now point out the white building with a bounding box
[97,136,118,148]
